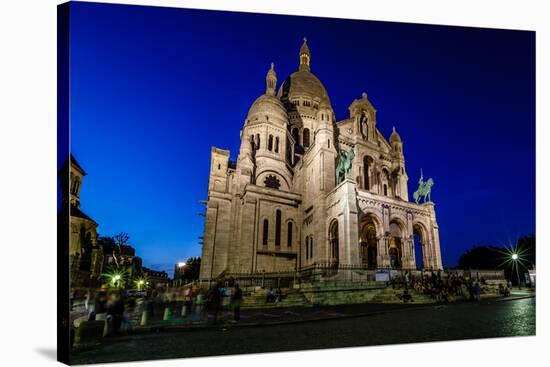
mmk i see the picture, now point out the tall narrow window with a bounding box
[383,184,388,196]
[305,237,309,259]
[268,135,273,151]
[328,139,330,149]
[292,128,300,144]
[310,237,313,260]
[363,157,370,190]
[262,219,269,245]
[329,221,339,263]
[256,134,260,149]
[275,137,279,153]
[287,222,293,247]
[275,210,281,247]
[303,128,310,148]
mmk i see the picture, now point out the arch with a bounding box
[388,218,405,269]
[71,176,81,195]
[275,209,282,247]
[303,128,311,148]
[262,219,269,246]
[413,222,429,269]
[363,156,373,190]
[256,170,291,191]
[329,219,339,264]
[292,127,300,144]
[359,214,379,269]
[305,235,314,262]
[286,220,294,248]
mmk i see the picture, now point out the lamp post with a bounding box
[177,262,187,287]
[512,253,521,289]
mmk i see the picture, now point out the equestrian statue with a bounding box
[413,169,434,204]
[336,148,355,185]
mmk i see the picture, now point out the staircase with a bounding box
[370,287,435,304]
[241,288,310,309]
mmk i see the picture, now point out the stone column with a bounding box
[338,179,360,265]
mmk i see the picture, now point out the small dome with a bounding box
[390,126,402,143]
[247,94,288,120]
[277,70,331,107]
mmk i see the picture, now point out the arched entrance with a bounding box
[329,220,339,265]
[359,215,378,268]
[389,220,404,269]
[413,223,427,269]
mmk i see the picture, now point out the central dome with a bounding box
[277,70,331,107]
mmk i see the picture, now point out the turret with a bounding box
[299,37,311,71]
[389,126,403,155]
[265,62,277,96]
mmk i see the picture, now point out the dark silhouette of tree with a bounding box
[458,245,503,269]
[457,235,535,284]
[113,232,130,247]
[177,257,201,282]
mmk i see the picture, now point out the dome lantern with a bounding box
[299,37,311,71]
[265,62,277,96]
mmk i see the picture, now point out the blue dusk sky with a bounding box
[64,2,535,275]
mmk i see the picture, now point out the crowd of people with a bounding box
[391,270,511,303]
[71,271,514,342]
[72,281,245,340]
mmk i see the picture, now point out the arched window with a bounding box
[363,157,370,190]
[383,184,388,196]
[305,237,309,259]
[275,136,279,153]
[309,236,313,259]
[71,177,81,195]
[303,128,310,148]
[262,219,269,246]
[268,135,273,151]
[275,210,282,247]
[287,222,293,247]
[292,128,300,144]
[256,134,260,149]
[329,220,339,263]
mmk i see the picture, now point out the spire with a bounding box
[265,62,277,96]
[299,37,310,71]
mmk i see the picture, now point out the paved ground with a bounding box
[70,295,535,365]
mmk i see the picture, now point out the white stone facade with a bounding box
[200,40,443,281]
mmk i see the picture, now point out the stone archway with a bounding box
[359,215,379,269]
[329,220,339,265]
[389,220,404,269]
[413,223,428,270]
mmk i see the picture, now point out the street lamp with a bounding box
[113,274,122,288]
[511,253,521,289]
[177,262,187,287]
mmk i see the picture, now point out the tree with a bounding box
[112,232,130,268]
[457,235,535,285]
[177,257,201,282]
[457,245,503,270]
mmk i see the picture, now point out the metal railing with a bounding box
[200,265,505,289]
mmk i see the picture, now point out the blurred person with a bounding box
[106,291,125,336]
[230,284,243,321]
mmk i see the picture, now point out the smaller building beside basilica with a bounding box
[58,155,104,288]
[200,39,443,282]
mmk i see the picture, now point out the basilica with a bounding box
[200,39,442,281]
